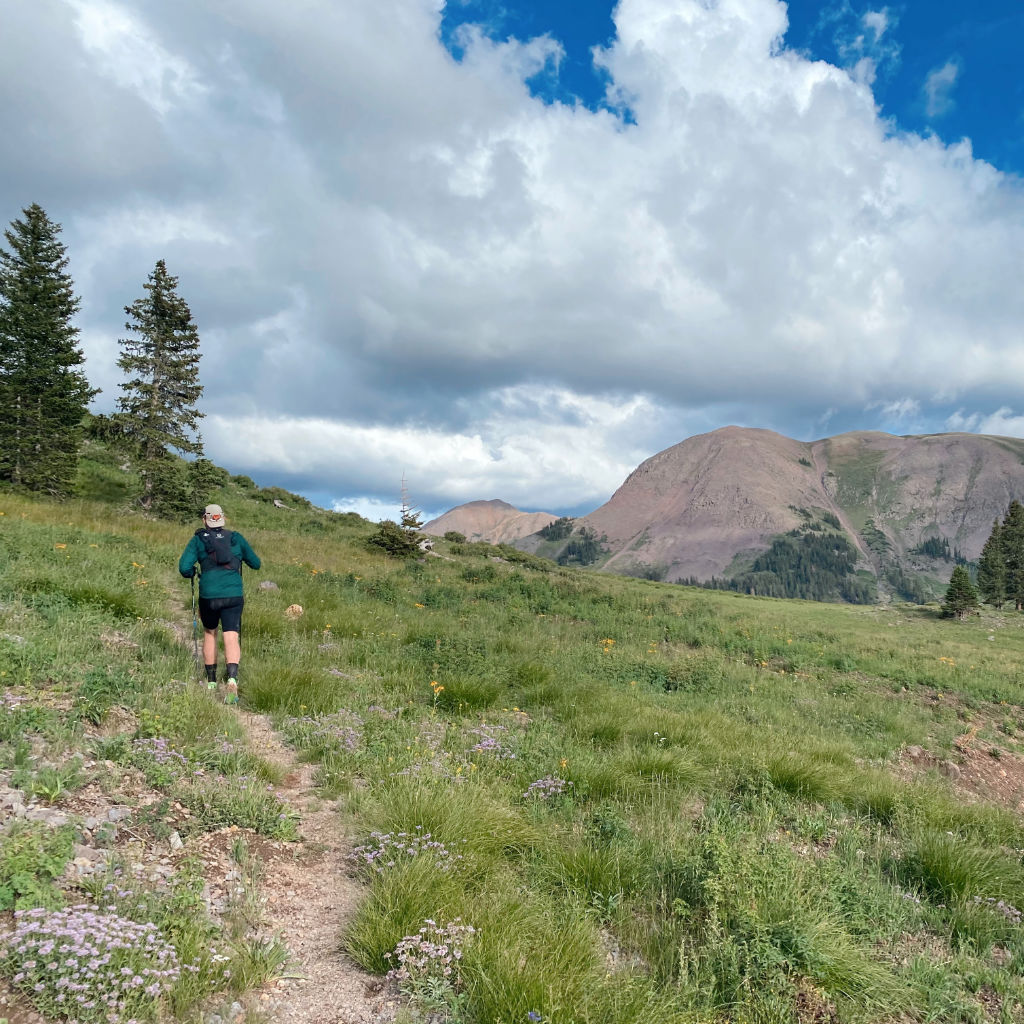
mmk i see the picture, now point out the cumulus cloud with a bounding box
[1,0,1022,513]
[924,59,960,118]
[946,408,1024,438]
[204,385,657,512]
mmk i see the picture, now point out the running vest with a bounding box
[195,528,241,573]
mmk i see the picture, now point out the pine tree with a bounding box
[976,518,1007,608]
[0,204,95,493]
[116,260,203,510]
[1002,501,1024,610]
[943,565,978,621]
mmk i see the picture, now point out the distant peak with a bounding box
[467,499,517,510]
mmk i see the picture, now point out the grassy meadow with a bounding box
[2,451,1024,1023]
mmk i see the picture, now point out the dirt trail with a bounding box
[235,712,394,1024]
[166,591,395,1024]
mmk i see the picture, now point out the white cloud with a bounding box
[3,0,1023,513]
[863,10,889,41]
[946,408,1024,438]
[823,2,900,80]
[205,385,655,511]
[64,0,205,116]
[924,59,960,118]
[867,397,921,420]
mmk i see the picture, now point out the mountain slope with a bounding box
[528,427,1024,598]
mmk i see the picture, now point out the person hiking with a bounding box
[179,504,261,704]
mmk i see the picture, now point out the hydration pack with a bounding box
[195,528,241,573]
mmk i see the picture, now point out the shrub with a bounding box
[367,520,420,558]
[443,531,466,543]
[0,821,75,910]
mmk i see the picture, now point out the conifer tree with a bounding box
[976,518,1007,608]
[116,260,203,510]
[0,204,95,493]
[1001,501,1024,610]
[943,565,978,620]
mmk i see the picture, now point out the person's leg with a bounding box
[223,631,241,668]
[203,628,218,687]
[224,632,239,702]
[198,600,221,688]
[220,600,244,704]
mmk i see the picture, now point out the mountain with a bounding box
[517,427,1024,601]
[423,499,558,544]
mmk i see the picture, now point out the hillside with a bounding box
[422,498,557,543]
[518,427,1024,601]
[2,443,1024,1023]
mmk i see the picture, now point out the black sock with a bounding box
[226,663,239,682]
[205,664,217,682]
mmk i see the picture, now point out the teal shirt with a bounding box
[179,530,261,599]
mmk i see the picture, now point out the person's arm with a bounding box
[239,534,261,571]
[178,537,199,577]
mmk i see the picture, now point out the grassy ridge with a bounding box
[2,458,1024,1022]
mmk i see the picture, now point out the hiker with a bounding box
[179,503,261,704]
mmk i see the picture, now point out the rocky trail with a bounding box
[231,710,395,1024]
[168,581,398,1023]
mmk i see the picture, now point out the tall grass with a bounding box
[4,462,1024,1023]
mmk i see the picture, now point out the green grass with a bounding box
[3,451,1024,1023]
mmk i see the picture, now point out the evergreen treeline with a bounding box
[556,527,606,567]
[539,516,575,541]
[975,501,1024,609]
[0,203,208,517]
[911,536,968,564]
[684,530,875,604]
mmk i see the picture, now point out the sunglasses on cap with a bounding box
[204,512,224,521]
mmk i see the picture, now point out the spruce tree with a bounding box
[1002,501,1024,610]
[943,565,978,620]
[116,260,204,510]
[976,518,1007,608]
[0,204,95,493]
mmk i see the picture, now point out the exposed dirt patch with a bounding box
[0,978,46,1023]
[794,979,840,1024]
[951,742,1024,813]
[897,731,1024,814]
[232,710,397,1023]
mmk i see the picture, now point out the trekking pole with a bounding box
[190,573,201,679]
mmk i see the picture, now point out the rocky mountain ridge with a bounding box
[427,428,1024,601]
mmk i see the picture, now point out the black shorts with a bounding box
[198,596,244,633]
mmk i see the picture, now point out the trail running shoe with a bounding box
[225,679,238,705]
[207,681,217,691]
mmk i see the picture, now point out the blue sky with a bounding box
[2,0,1023,521]
[442,0,1024,175]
